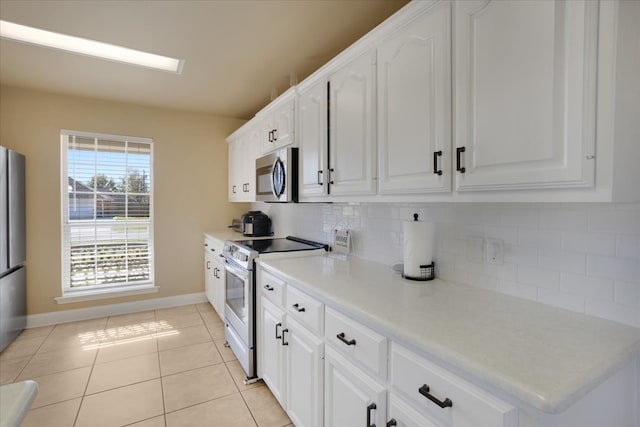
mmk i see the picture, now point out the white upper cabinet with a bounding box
[453,0,598,192]
[378,1,452,194]
[228,125,257,202]
[257,88,295,155]
[329,50,377,196]
[297,78,328,199]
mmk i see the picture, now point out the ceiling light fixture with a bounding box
[0,20,184,74]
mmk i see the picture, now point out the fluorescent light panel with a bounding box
[0,20,184,74]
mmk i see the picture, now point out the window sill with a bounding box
[55,285,159,304]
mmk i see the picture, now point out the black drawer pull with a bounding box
[456,146,466,173]
[275,322,282,339]
[281,328,289,346]
[366,403,376,427]
[317,170,323,186]
[292,303,306,312]
[264,284,274,291]
[386,420,397,427]
[418,384,453,408]
[433,150,443,175]
[336,332,356,346]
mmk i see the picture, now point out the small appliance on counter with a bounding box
[235,210,272,237]
[402,213,435,281]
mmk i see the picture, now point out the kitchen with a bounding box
[1,1,639,427]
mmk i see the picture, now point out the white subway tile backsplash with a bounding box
[538,250,586,274]
[614,281,640,307]
[517,266,559,289]
[588,209,640,234]
[562,231,616,256]
[259,202,640,327]
[616,235,639,260]
[587,255,640,284]
[539,209,588,231]
[518,229,562,250]
[560,273,614,301]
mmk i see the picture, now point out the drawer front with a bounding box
[260,269,285,306]
[390,344,517,427]
[325,307,387,380]
[285,285,324,334]
[204,236,224,256]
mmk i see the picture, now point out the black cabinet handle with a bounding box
[386,420,397,427]
[206,261,211,270]
[433,150,443,175]
[268,130,273,143]
[292,303,306,312]
[273,129,278,141]
[275,322,282,339]
[456,147,466,173]
[204,243,208,247]
[264,284,274,291]
[210,247,215,252]
[336,332,356,346]
[418,384,453,408]
[329,168,335,185]
[281,328,289,346]
[366,403,377,427]
[317,170,323,186]
[232,185,237,194]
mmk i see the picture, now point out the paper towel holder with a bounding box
[403,262,435,281]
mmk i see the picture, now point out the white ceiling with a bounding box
[0,0,408,119]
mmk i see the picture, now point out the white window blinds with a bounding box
[61,131,154,291]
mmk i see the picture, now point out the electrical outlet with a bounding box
[484,238,504,265]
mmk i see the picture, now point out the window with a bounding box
[60,130,155,300]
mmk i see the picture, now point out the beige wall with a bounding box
[0,85,249,315]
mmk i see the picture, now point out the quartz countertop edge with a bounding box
[257,254,640,414]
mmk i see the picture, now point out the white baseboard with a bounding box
[26,292,208,328]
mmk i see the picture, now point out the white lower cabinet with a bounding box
[285,316,324,427]
[390,343,518,427]
[260,298,286,406]
[203,236,225,320]
[324,347,386,427]
[258,272,324,427]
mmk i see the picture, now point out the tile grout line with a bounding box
[72,321,103,427]
[10,326,55,383]
[153,308,168,427]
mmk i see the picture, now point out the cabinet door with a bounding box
[298,80,328,198]
[211,255,226,321]
[260,298,286,406]
[273,100,294,150]
[454,0,598,191]
[228,138,241,201]
[325,347,386,427]
[285,316,324,427]
[204,251,216,308]
[329,50,377,196]
[378,1,451,194]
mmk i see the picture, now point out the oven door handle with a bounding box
[223,260,250,281]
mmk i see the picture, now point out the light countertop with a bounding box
[0,380,38,427]
[258,254,640,414]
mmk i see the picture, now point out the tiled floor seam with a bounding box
[161,390,241,416]
[10,326,55,381]
[72,345,99,427]
[238,388,261,427]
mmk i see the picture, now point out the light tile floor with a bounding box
[0,302,292,427]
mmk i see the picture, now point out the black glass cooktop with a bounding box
[234,236,328,254]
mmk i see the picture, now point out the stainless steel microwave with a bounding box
[255,147,298,202]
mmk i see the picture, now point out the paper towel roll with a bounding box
[403,219,435,279]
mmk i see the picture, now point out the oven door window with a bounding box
[225,268,248,323]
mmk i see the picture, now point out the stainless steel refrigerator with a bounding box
[0,146,26,352]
